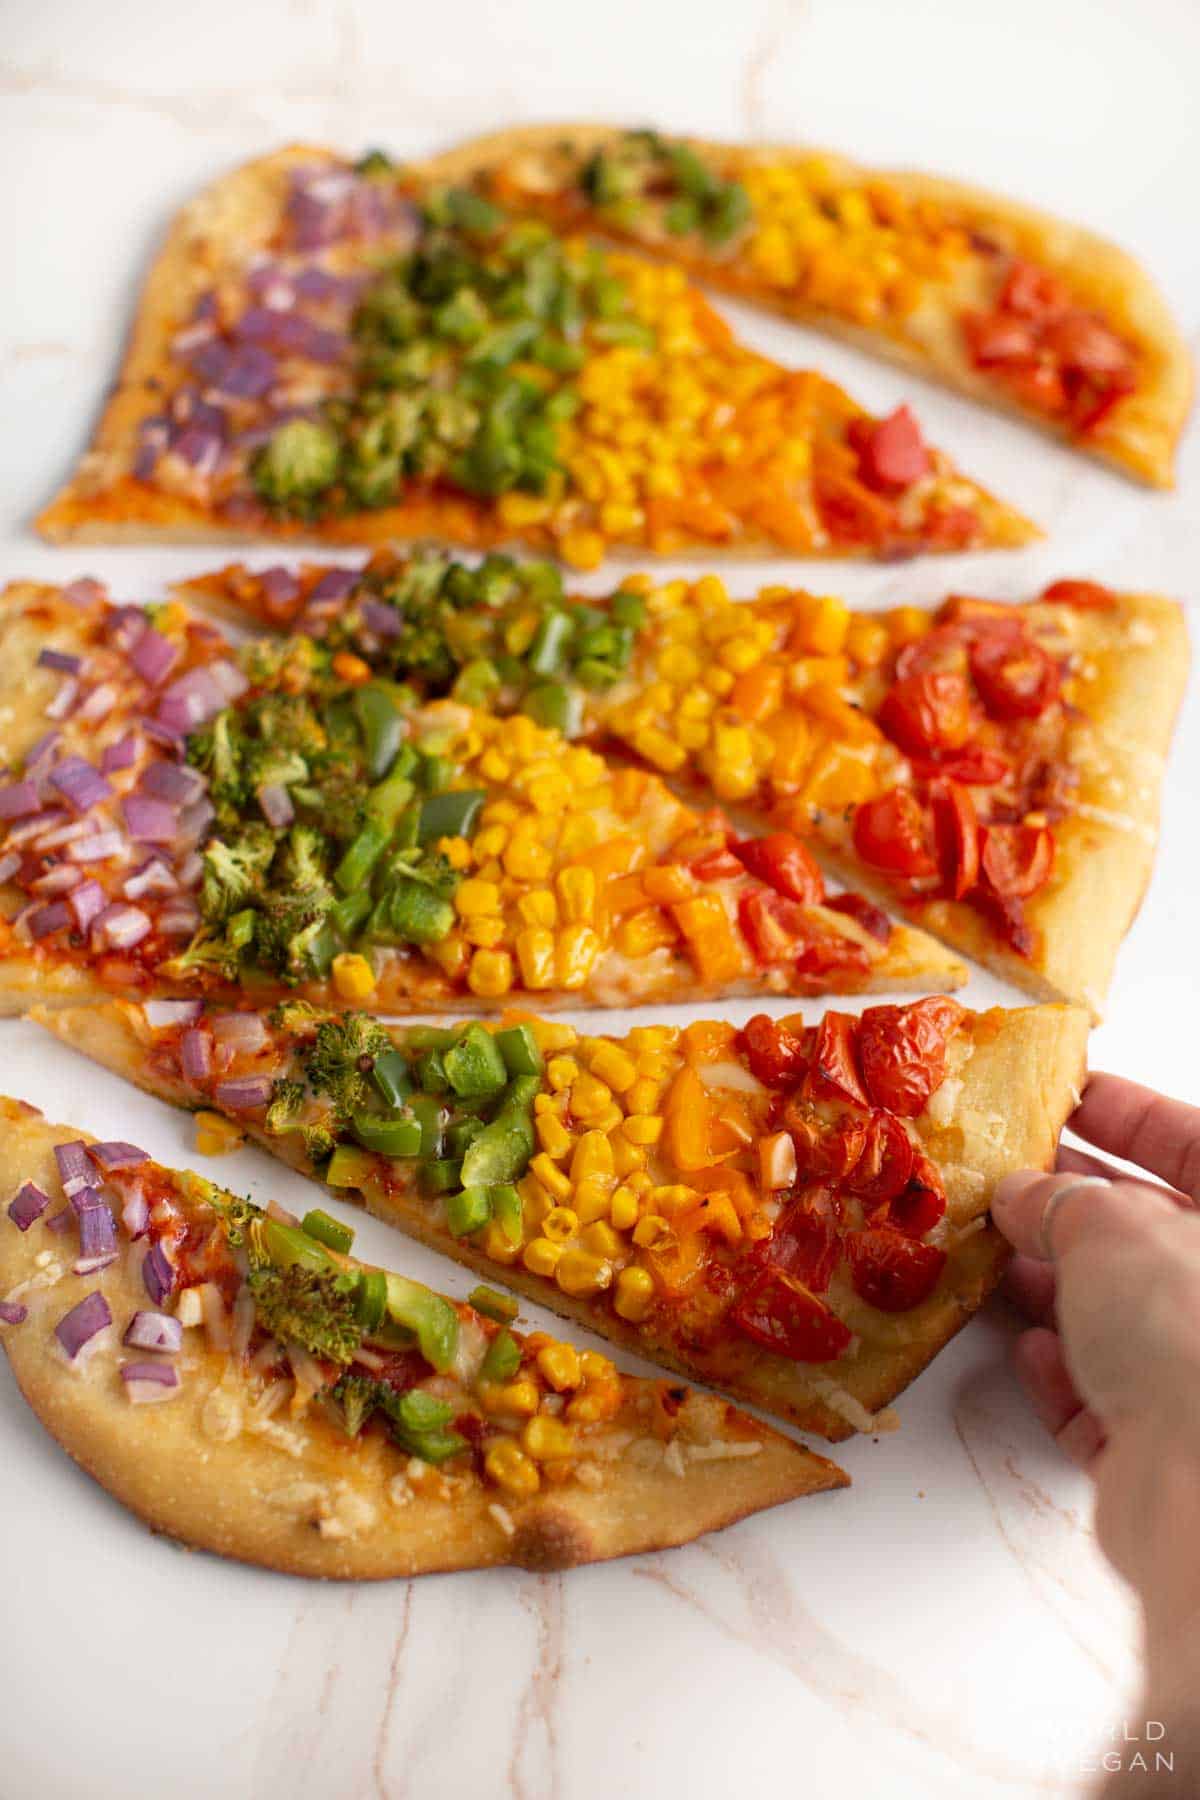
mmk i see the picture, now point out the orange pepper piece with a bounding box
[730,660,785,723]
[670,894,745,986]
[662,1065,716,1172]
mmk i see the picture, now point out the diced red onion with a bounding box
[38,647,82,673]
[200,1282,231,1351]
[121,1183,150,1238]
[31,865,82,895]
[54,1141,96,1196]
[105,605,151,650]
[178,796,215,843]
[210,1011,268,1053]
[63,578,107,608]
[143,1240,175,1305]
[49,756,112,814]
[8,810,65,846]
[310,568,358,603]
[65,830,126,864]
[158,899,201,935]
[123,1310,182,1353]
[171,426,224,475]
[213,1076,273,1111]
[93,903,152,949]
[121,1361,181,1403]
[24,730,61,772]
[88,1141,149,1172]
[180,1026,213,1080]
[55,1290,111,1359]
[123,794,178,843]
[37,818,95,850]
[47,1207,74,1235]
[130,627,181,687]
[29,900,71,939]
[100,732,140,774]
[258,566,301,610]
[206,660,250,703]
[145,998,203,1029]
[68,880,107,930]
[235,305,345,363]
[0,852,21,884]
[358,599,401,638]
[142,717,184,752]
[74,1196,118,1274]
[75,683,120,726]
[157,668,223,732]
[177,850,203,890]
[140,761,204,806]
[0,781,42,820]
[221,343,279,399]
[257,782,294,828]
[123,856,178,900]
[0,1300,27,1325]
[230,1284,256,1358]
[8,1181,49,1231]
[44,677,80,721]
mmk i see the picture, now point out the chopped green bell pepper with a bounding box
[351,1110,423,1158]
[371,1047,413,1109]
[325,1144,376,1190]
[354,1268,388,1333]
[419,1157,462,1196]
[406,1092,445,1157]
[334,819,391,893]
[443,1023,508,1098]
[493,1023,543,1077]
[416,787,487,845]
[388,1388,467,1462]
[468,1285,520,1325]
[445,1185,492,1238]
[301,1208,355,1256]
[384,1274,459,1370]
[491,1182,524,1247]
[480,1326,522,1382]
[353,684,404,781]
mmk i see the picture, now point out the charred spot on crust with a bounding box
[511,1505,593,1572]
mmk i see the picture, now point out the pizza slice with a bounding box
[0,1096,843,1576]
[180,552,1188,1016]
[0,578,966,1016]
[32,996,1090,1441]
[440,124,1191,487]
[37,145,1036,562]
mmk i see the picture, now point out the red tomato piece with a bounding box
[962,311,1039,365]
[807,1012,869,1108]
[852,789,937,881]
[734,831,825,904]
[879,669,973,756]
[910,743,1010,786]
[1039,578,1116,611]
[980,823,1055,899]
[732,1270,853,1362]
[739,889,809,964]
[894,623,972,682]
[857,997,963,1118]
[846,1228,947,1313]
[887,1150,948,1237]
[970,633,1061,720]
[742,1013,810,1089]
[1000,261,1071,321]
[1045,313,1132,377]
[784,1106,869,1183]
[929,777,980,900]
[761,1197,840,1292]
[692,847,745,882]
[844,1111,915,1206]
[853,404,932,490]
[825,890,893,943]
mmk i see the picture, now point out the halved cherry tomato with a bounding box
[1039,578,1116,611]
[894,624,972,681]
[845,1228,946,1313]
[879,669,973,756]
[807,1012,870,1108]
[793,932,871,981]
[984,890,1037,958]
[980,823,1055,899]
[910,744,1010,786]
[852,789,937,881]
[851,404,932,491]
[742,1013,809,1089]
[970,634,1061,719]
[734,831,825,904]
[929,777,980,900]
[887,1151,948,1237]
[844,1111,914,1206]
[761,1197,840,1291]
[1046,313,1131,376]
[1000,261,1071,321]
[732,1270,853,1362]
[857,997,963,1117]
[962,311,1038,365]
[692,847,745,882]
[783,1105,868,1182]
[825,890,893,943]
[739,889,809,964]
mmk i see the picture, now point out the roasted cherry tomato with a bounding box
[761,1198,840,1292]
[742,1013,810,1090]
[739,890,809,964]
[1000,260,1071,321]
[1039,578,1116,611]
[783,1105,868,1182]
[843,1111,915,1207]
[929,777,980,900]
[857,997,963,1118]
[846,1228,947,1313]
[732,1270,854,1362]
[893,624,971,682]
[851,404,931,491]
[887,1151,948,1237]
[825,890,893,943]
[852,789,937,881]
[970,633,1061,720]
[807,1011,869,1108]
[793,931,871,981]
[879,669,973,756]
[691,846,745,882]
[1045,312,1131,376]
[980,823,1055,899]
[910,743,1010,786]
[734,831,825,904]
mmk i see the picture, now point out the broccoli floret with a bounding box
[331,1371,382,1437]
[199,824,276,923]
[188,710,250,819]
[306,1013,393,1119]
[159,928,244,983]
[252,418,340,510]
[253,886,335,981]
[269,999,322,1035]
[246,1262,361,1363]
[277,824,330,892]
[264,1078,306,1137]
[200,1185,263,1247]
[301,1120,338,1165]
[328,1373,466,1461]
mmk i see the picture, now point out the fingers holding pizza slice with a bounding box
[30,995,1090,1441]
[0,1096,844,1577]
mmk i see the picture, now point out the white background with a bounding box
[1,2,1197,1795]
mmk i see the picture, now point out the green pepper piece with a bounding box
[465,319,539,370]
[451,658,501,708]
[444,1185,492,1238]
[416,1049,448,1093]
[406,1092,445,1157]
[611,589,646,630]
[378,878,456,946]
[416,752,453,794]
[443,1023,508,1098]
[480,1326,522,1381]
[493,1023,544,1078]
[300,920,339,978]
[459,1114,534,1188]
[504,1075,544,1112]
[526,609,575,676]
[384,1275,459,1371]
[325,1144,376,1189]
[664,196,700,236]
[468,1285,520,1325]
[365,771,415,827]
[402,1025,460,1052]
[446,1116,486,1159]
[371,1048,413,1109]
[707,181,752,244]
[330,889,372,939]
[389,1388,467,1463]
[419,1157,462,1196]
[354,1268,388,1333]
[523,680,583,738]
[258,1217,332,1273]
[334,819,391,893]
[490,1182,524,1247]
[416,788,487,844]
[351,1110,423,1158]
[301,1208,356,1255]
[353,684,404,781]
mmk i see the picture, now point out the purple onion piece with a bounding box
[143,1241,175,1306]
[0,781,43,820]
[55,1291,112,1359]
[68,880,107,930]
[122,794,178,843]
[76,684,119,726]
[213,1076,273,1112]
[49,756,112,814]
[258,566,301,609]
[121,1361,181,1403]
[123,857,178,900]
[358,599,402,638]
[100,732,140,775]
[310,568,359,603]
[64,830,125,864]
[30,865,82,896]
[157,900,201,936]
[180,1027,213,1081]
[144,998,203,1030]
[0,1300,27,1326]
[62,578,107,608]
[0,852,21,884]
[123,1310,183,1354]
[54,1141,94,1195]
[210,1011,268,1052]
[140,760,205,805]
[93,903,152,950]
[24,730,61,772]
[38,648,83,675]
[121,1186,150,1239]
[130,627,181,687]
[88,1141,150,1172]
[8,1181,50,1231]
[28,901,71,940]
[44,678,80,721]
[257,782,294,828]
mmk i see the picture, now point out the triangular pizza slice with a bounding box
[37,146,1036,562]
[32,996,1089,1442]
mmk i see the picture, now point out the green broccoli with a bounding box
[276,824,331,893]
[329,1372,467,1461]
[264,1078,306,1138]
[252,418,340,510]
[331,1371,382,1437]
[253,886,335,981]
[246,1262,361,1363]
[188,709,250,819]
[200,1185,263,1247]
[159,928,244,983]
[301,1120,338,1164]
[305,1012,393,1119]
[199,824,276,923]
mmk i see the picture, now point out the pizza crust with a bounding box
[29,999,1089,1443]
[0,1098,844,1577]
[433,123,1192,487]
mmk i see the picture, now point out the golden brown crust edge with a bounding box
[29,1000,1089,1444]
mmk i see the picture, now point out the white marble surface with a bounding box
[0,2,1198,1795]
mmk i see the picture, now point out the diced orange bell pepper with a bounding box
[682,1019,737,1066]
[663,1065,716,1172]
[689,1165,758,1219]
[764,711,813,785]
[677,1192,744,1246]
[642,864,697,905]
[730,660,785,723]
[802,741,878,808]
[643,1230,706,1297]
[670,894,745,985]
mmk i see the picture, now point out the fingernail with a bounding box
[992,1171,1037,1216]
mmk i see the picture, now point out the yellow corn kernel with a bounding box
[464,915,506,949]
[522,1416,576,1461]
[573,1176,614,1224]
[568,1071,613,1123]
[517,1174,552,1233]
[467,948,514,998]
[632,725,687,773]
[705,667,735,697]
[483,1439,541,1497]
[610,1184,640,1232]
[585,1042,638,1095]
[530,1153,572,1201]
[535,1111,574,1160]
[610,1134,647,1178]
[479,1219,520,1265]
[580,1221,623,1260]
[579,1350,616,1385]
[436,835,473,870]
[541,1205,580,1244]
[625,1077,662,1115]
[477,747,512,783]
[627,1169,654,1194]
[536,1343,582,1392]
[194,1111,244,1156]
[614,1266,656,1323]
[331,953,376,1003]
[473,824,509,860]
[845,616,891,668]
[622,1114,663,1146]
[504,838,553,882]
[658,644,700,683]
[546,1055,580,1093]
[522,1237,563,1278]
[480,1378,541,1418]
[718,634,767,675]
[633,1215,674,1250]
[516,927,556,990]
[651,1184,698,1216]
[455,877,501,918]
[555,865,596,926]
[555,1249,613,1299]
[529,1019,579,1054]
[566,1382,623,1424]
[569,1130,615,1182]
[425,933,471,981]
[561,528,605,570]
[517,889,558,929]
[555,922,601,990]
